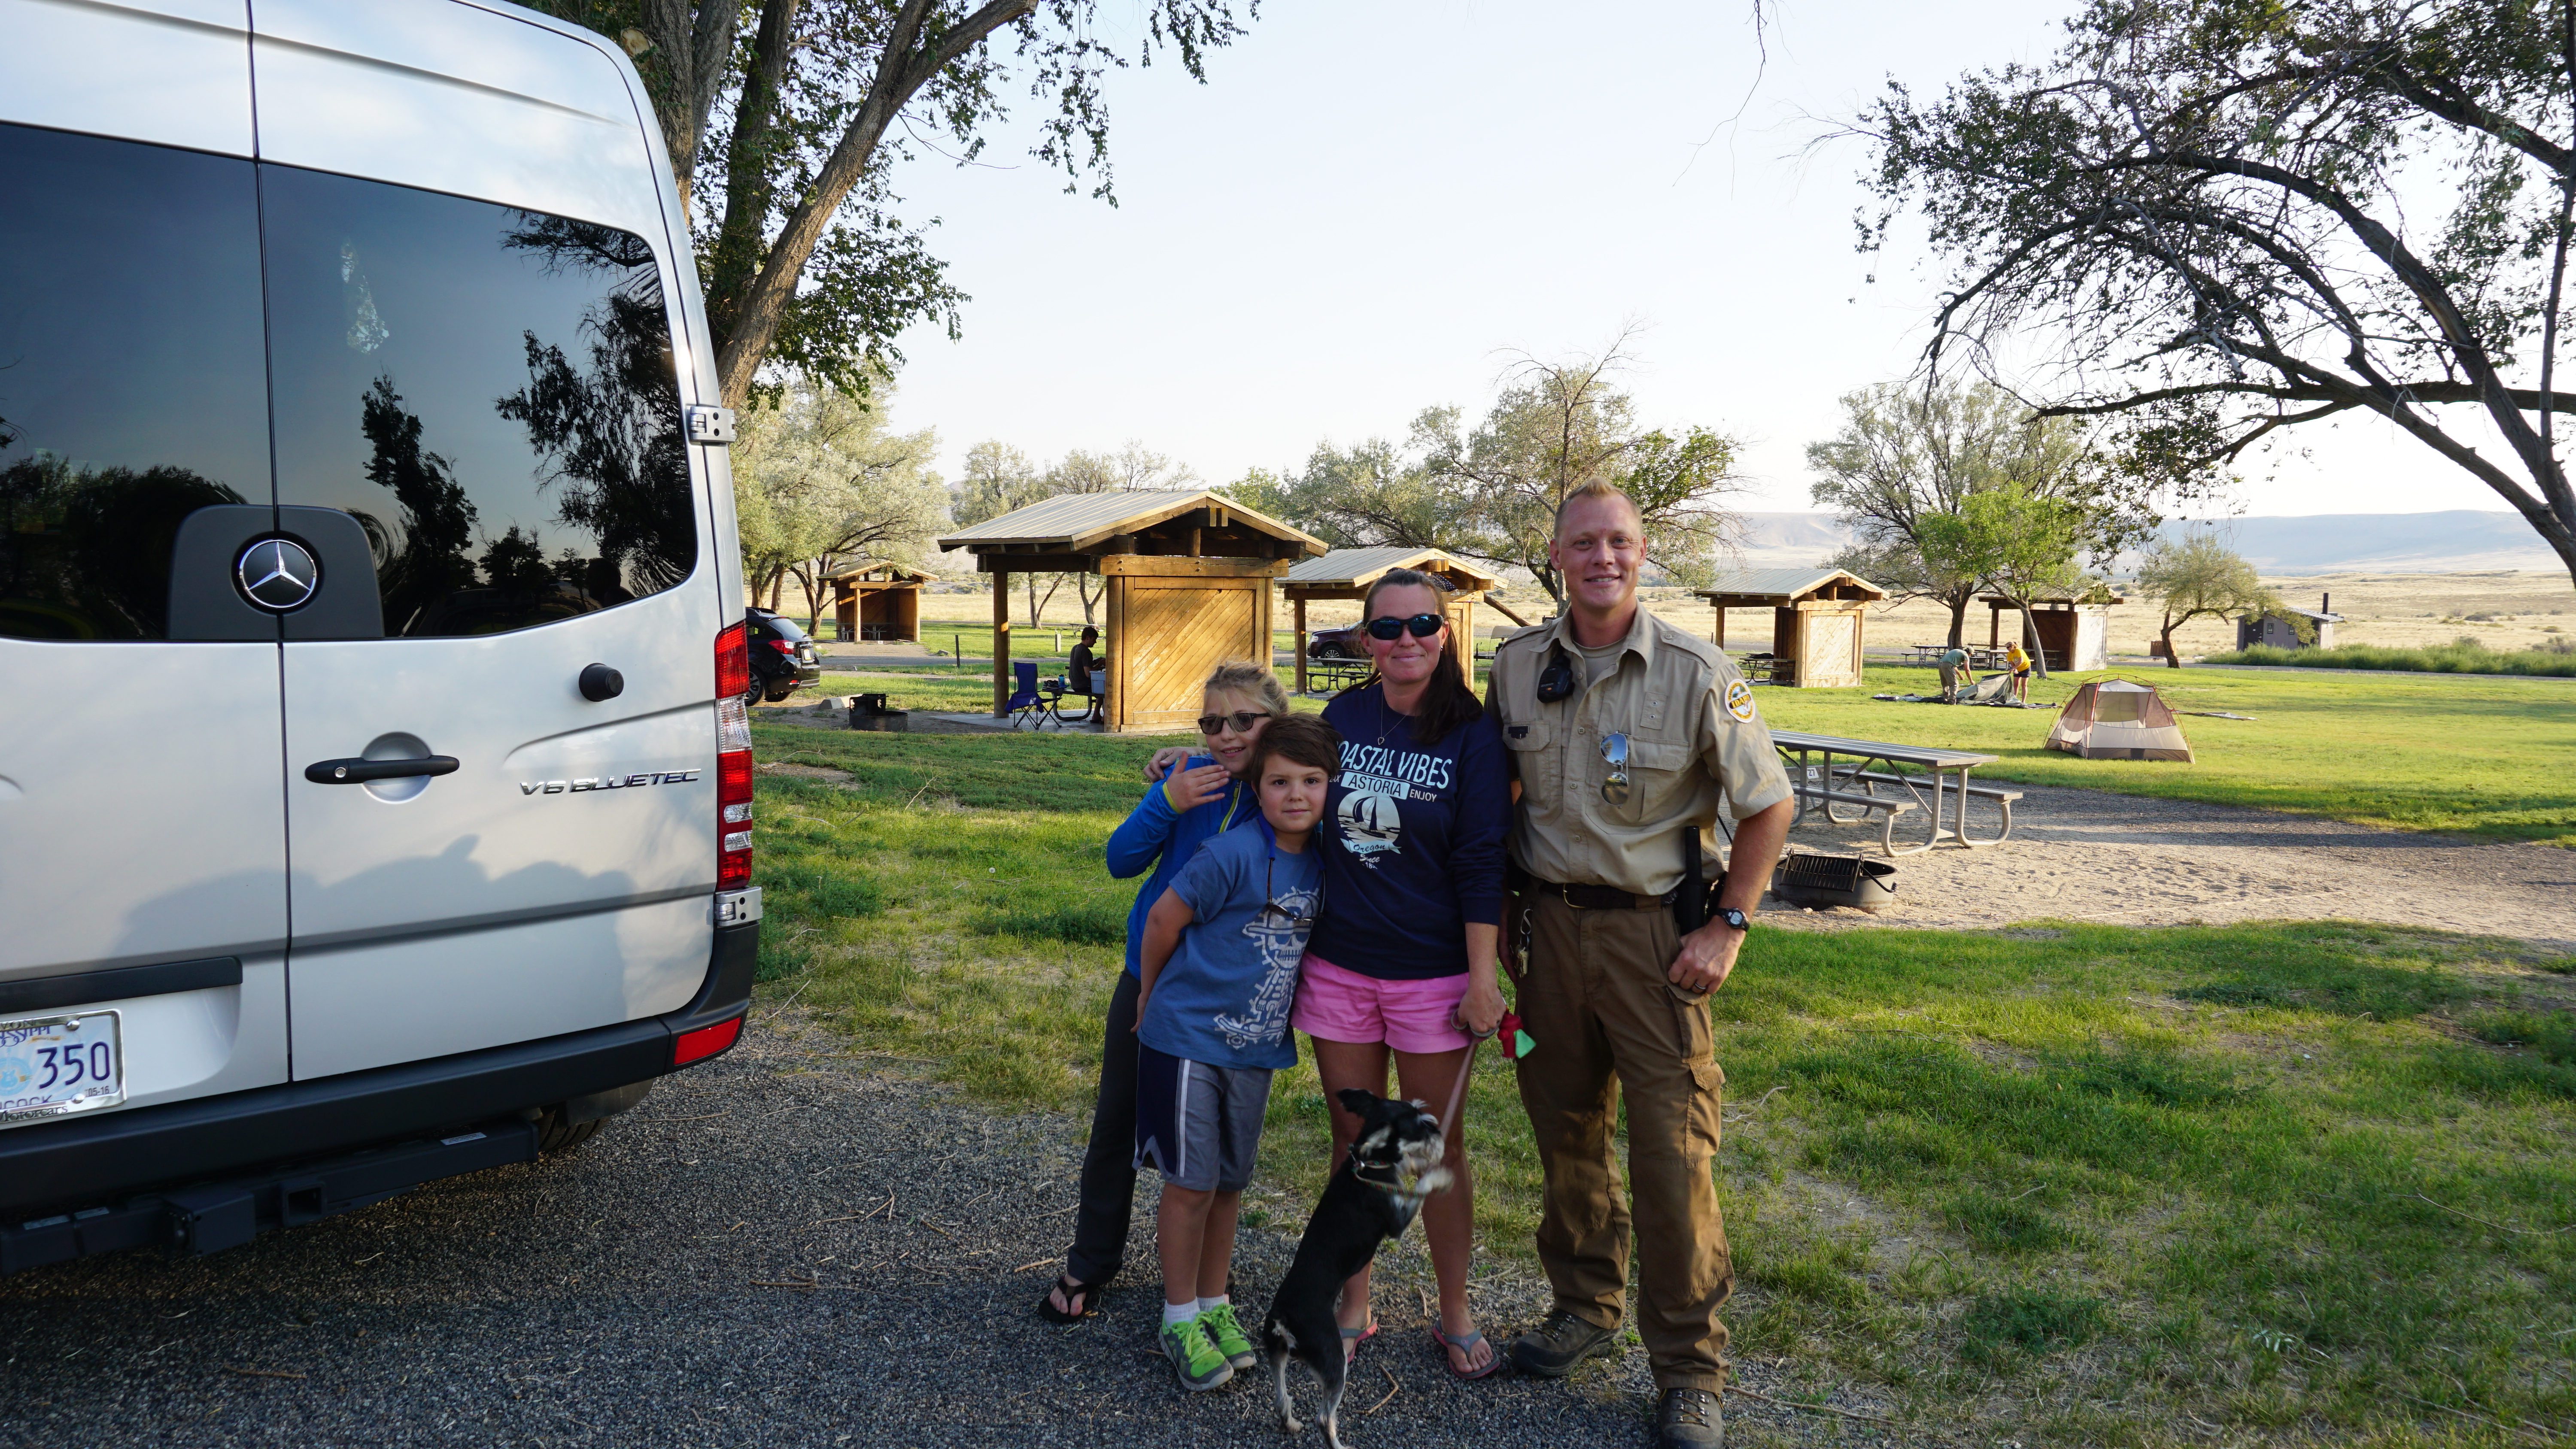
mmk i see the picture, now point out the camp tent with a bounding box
[2044,679,2194,761]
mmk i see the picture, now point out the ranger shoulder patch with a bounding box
[1723,678,1756,723]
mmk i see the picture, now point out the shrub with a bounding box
[2205,643,2576,677]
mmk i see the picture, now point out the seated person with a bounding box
[1069,627,1103,696]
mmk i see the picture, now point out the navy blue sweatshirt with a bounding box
[1308,684,1509,981]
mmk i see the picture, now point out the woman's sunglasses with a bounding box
[1197,710,1267,735]
[1365,612,1444,640]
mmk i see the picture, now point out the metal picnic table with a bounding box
[1769,729,2005,856]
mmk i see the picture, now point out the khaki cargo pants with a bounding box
[1514,892,1731,1391]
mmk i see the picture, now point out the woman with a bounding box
[1039,660,1289,1323]
[1298,571,1510,1378]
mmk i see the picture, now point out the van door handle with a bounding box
[304,756,461,784]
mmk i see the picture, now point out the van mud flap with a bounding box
[0,1117,537,1273]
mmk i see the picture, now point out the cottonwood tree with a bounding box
[1845,0,2576,590]
[2135,530,2296,666]
[529,0,1255,409]
[735,378,945,621]
[1807,380,2101,647]
[1917,485,2094,678]
[1273,336,1749,605]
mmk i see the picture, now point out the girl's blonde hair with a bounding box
[1202,658,1291,718]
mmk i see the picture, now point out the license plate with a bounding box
[0,1011,125,1125]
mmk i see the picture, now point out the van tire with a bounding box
[537,1112,609,1154]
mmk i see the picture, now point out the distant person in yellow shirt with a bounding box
[2006,641,2032,703]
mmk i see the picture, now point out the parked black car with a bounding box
[745,607,822,704]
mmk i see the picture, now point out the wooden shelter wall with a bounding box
[1113,576,1265,731]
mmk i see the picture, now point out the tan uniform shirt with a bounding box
[1488,606,1792,896]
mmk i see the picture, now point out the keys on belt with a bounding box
[1528,878,1674,911]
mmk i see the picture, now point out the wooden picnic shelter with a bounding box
[1982,591,2123,672]
[1696,568,1887,688]
[936,490,1325,733]
[826,562,930,643]
[1279,547,1502,693]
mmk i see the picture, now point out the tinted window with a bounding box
[0,124,271,641]
[263,170,696,637]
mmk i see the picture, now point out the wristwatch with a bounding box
[1715,906,1749,932]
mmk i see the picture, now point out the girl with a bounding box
[1038,659,1291,1323]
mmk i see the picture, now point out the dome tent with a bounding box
[2044,679,2194,762]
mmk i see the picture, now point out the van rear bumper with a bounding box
[0,916,757,1246]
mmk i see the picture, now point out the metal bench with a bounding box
[1790,785,1920,857]
[1832,769,2020,845]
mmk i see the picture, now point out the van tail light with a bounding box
[716,621,753,889]
[673,1014,743,1067]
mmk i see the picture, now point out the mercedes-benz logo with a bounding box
[236,538,320,612]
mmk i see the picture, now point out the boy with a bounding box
[1132,712,1340,1391]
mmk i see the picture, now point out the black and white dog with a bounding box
[1261,1089,1451,1448]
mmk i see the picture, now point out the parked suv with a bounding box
[0,0,762,1274]
[745,607,824,703]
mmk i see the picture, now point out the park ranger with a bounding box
[1490,478,1795,1449]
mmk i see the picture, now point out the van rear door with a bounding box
[0,2,293,1118]
[251,3,719,1080]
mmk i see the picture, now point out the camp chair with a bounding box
[1005,660,1048,729]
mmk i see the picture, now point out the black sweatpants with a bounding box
[1065,970,1142,1286]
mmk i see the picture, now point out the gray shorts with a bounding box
[1133,1043,1272,1192]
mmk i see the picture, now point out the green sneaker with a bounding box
[1159,1316,1234,1391]
[1198,1301,1258,1370]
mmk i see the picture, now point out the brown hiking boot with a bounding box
[1506,1308,1618,1377]
[1656,1387,1724,1447]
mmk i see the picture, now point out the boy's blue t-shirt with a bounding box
[1136,822,1321,1072]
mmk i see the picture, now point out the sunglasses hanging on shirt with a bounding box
[1598,731,1631,804]
[1364,612,1445,641]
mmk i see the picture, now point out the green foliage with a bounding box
[733,375,945,614]
[2137,531,2297,659]
[2210,641,2576,677]
[1849,0,2576,585]
[2466,1010,2576,1068]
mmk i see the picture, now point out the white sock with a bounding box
[1197,1294,1230,1315]
[1163,1300,1198,1328]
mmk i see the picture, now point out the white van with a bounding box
[0,0,762,1271]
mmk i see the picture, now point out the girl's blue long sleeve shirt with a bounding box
[1106,764,1259,978]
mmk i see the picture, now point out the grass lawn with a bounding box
[747,720,2576,1446]
[1757,664,2576,847]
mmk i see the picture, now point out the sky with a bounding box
[872,0,2511,519]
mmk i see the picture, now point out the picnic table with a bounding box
[1769,729,2013,856]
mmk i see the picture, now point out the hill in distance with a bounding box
[1728,509,2564,577]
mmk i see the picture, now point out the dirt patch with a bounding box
[1761,780,2576,952]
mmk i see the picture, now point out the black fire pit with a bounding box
[848,692,908,732]
[1770,852,1897,912]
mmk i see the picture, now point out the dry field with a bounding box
[916,569,2576,661]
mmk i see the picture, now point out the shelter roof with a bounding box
[824,561,933,584]
[1978,592,2128,606]
[1283,547,1502,592]
[2261,606,2346,623]
[1695,567,1887,604]
[936,489,1323,557]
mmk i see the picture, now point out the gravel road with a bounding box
[0,1016,1902,1448]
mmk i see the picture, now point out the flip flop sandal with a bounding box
[1340,1319,1379,1362]
[1430,1325,1505,1380]
[1037,1273,1106,1324]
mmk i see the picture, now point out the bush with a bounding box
[2205,642,2576,677]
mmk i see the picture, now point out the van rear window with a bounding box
[263,171,697,637]
[0,124,271,641]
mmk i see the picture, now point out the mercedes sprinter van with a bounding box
[0,0,762,1271]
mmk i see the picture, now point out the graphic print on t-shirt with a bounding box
[1334,740,1453,870]
[1212,879,1320,1050]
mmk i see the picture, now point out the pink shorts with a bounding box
[1291,953,1470,1054]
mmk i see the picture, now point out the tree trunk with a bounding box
[1078,574,1104,625]
[1945,590,1971,649]
[2159,609,2183,668]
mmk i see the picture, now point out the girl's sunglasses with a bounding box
[1365,612,1444,640]
[1197,710,1267,735]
